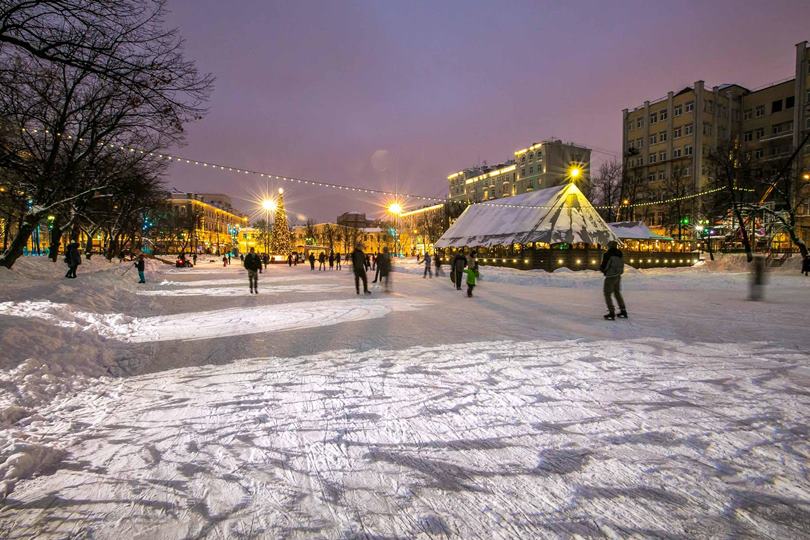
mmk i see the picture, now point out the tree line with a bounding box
[0,0,212,268]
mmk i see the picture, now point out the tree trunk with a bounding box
[49,220,64,262]
[0,214,40,268]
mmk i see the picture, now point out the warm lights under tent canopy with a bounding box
[435,183,620,249]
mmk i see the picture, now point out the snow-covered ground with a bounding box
[0,255,808,538]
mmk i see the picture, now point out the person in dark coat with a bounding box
[287,254,293,267]
[64,240,81,278]
[451,251,467,291]
[329,251,335,270]
[351,243,371,294]
[244,247,262,294]
[135,254,146,283]
[802,254,810,276]
[423,252,432,278]
[308,252,316,271]
[318,251,326,271]
[335,252,342,270]
[600,240,627,320]
[377,246,392,291]
[365,254,371,271]
[192,253,197,266]
[434,251,443,276]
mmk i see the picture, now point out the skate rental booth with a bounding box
[435,184,697,271]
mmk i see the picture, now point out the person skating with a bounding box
[222,255,228,267]
[263,253,269,270]
[463,264,479,297]
[423,252,433,278]
[351,243,371,295]
[434,251,443,276]
[377,246,392,292]
[600,240,627,320]
[336,252,342,270]
[192,253,197,267]
[64,240,81,278]
[308,252,316,271]
[244,247,262,294]
[329,251,335,270]
[135,254,146,284]
[451,250,467,291]
[318,251,326,271]
[802,254,810,276]
[228,253,232,265]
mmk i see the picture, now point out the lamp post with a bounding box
[387,202,402,256]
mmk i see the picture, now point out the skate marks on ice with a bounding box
[1,339,809,538]
[0,297,430,342]
[138,283,352,297]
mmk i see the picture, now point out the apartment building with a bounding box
[448,139,591,203]
[622,41,810,240]
[165,192,248,254]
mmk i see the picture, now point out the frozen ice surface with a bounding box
[0,255,808,538]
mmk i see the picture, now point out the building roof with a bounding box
[608,221,673,241]
[435,184,619,248]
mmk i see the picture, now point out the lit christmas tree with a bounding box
[270,188,292,256]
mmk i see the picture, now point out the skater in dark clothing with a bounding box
[600,240,627,320]
[329,251,335,270]
[244,247,262,294]
[287,254,293,267]
[222,255,228,267]
[192,253,197,266]
[352,244,371,294]
[365,254,371,271]
[423,252,432,278]
[377,247,392,291]
[262,253,269,270]
[451,251,467,291]
[336,252,342,270]
[135,254,146,283]
[434,252,443,276]
[802,254,810,276]
[64,241,81,278]
[318,252,326,271]
[308,253,316,270]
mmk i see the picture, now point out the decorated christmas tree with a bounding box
[270,188,292,256]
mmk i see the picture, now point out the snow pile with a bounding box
[0,442,65,500]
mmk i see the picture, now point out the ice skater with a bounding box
[464,263,479,297]
[434,252,443,276]
[222,255,228,267]
[600,240,627,320]
[135,254,146,283]
[336,252,342,270]
[308,252,316,271]
[352,243,371,295]
[329,251,335,270]
[802,254,810,276]
[64,240,81,278]
[244,247,262,294]
[451,250,467,291]
[378,246,392,292]
[423,252,432,278]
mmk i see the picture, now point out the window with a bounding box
[685,101,694,112]
[647,173,655,182]
[755,105,765,118]
[528,166,534,174]
[649,134,657,145]
[659,151,667,161]
[520,168,525,177]
[771,99,782,113]
[650,112,658,124]
[683,166,691,177]
[636,138,643,148]
[754,148,764,159]
[658,170,666,180]
[673,148,682,158]
[659,131,668,142]
[659,109,668,121]
[786,96,795,109]
[743,131,753,142]
[684,145,693,156]
[703,123,712,135]
[685,123,694,135]
[743,108,752,120]
[637,117,644,128]
[649,153,657,164]
[674,104,683,116]
[755,127,765,139]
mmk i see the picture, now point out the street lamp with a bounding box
[387,202,403,256]
[567,166,582,181]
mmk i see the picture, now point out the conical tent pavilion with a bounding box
[436,183,619,250]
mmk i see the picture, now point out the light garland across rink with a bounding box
[19,127,755,211]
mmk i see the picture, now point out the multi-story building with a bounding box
[623,40,810,241]
[448,139,591,203]
[336,212,372,229]
[291,223,395,255]
[164,192,248,254]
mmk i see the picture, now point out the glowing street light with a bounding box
[388,202,403,215]
[262,199,277,211]
[803,172,810,181]
[387,202,403,256]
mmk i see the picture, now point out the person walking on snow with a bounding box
[318,251,326,271]
[64,240,81,278]
[352,243,371,295]
[192,253,197,266]
[463,264,479,297]
[135,254,146,283]
[244,247,262,294]
[802,254,810,276]
[336,252,342,270]
[377,246,392,292]
[434,251,443,276]
[423,252,433,278]
[329,251,335,270]
[308,252,316,271]
[600,240,627,320]
[451,251,467,291]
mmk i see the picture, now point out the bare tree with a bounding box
[662,165,691,240]
[591,160,623,222]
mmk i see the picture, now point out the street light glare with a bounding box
[568,166,582,179]
[262,199,276,211]
[388,202,403,215]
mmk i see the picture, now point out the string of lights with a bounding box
[19,127,755,212]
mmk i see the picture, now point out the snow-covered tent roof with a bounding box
[435,183,620,248]
[608,221,673,241]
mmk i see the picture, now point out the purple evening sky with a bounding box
[164,0,810,224]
